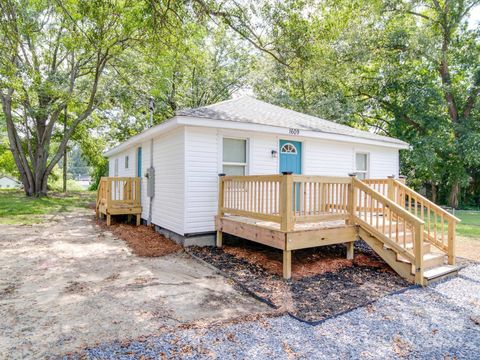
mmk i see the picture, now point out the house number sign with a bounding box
[289,128,300,135]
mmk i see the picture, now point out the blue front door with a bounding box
[279,140,302,174]
[137,147,142,177]
[280,140,302,211]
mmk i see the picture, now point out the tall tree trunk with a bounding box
[63,106,67,193]
[431,183,437,203]
[449,182,460,208]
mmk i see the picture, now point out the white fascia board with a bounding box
[177,116,410,150]
[103,117,180,157]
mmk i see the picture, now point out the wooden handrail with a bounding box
[393,179,461,223]
[353,178,424,226]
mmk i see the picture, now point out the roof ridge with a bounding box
[203,95,253,109]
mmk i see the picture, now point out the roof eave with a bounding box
[103,117,180,158]
[177,115,410,149]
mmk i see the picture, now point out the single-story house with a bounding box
[0,174,22,189]
[104,96,409,245]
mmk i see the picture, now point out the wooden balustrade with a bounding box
[219,174,353,232]
[363,178,389,198]
[96,177,141,226]
[363,177,460,266]
[391,179,460,264]
[291,175,351,222]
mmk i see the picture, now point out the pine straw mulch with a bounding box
[97,217,182,257]
[189,237,410,323]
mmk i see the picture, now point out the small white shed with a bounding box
[104,96,408,245]
[0,174,21,189]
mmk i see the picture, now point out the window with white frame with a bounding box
[114,158,119,176]
[125,155,129,169]
[355,153,369,179]
[223,138,247,176]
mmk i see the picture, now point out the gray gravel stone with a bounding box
[68,264,480,359]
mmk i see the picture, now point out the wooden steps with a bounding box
[423,265,459,285]
[358,220,459,286]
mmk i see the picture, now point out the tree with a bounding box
[238,0,480,207]
[0,0,149,196]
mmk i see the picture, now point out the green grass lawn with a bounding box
[0,189,96,225]
[454,210,480,239]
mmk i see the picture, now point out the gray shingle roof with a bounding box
[176,96,408,146]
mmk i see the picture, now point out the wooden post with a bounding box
[135,177,141,206]
[346,241,354,260]
[106,179,112,226]
[136,214,141,226]
[217,174,226,247]
[414,222,424,285]
[387,175,395,202]
[447,219,456,265]
[280,172,293,232]
[283,249,292,279]
[347,174,356,225]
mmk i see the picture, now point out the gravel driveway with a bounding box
[70,264,480,359]
[0,212,269,359]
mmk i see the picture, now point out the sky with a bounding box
[469,5,480,29]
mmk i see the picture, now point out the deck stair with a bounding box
[359,178,461,285]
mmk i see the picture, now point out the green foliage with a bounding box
[0,189,94,224]
[249,0,480,207]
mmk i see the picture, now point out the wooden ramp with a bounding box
[96,177,142,226]
[216,174,461,285]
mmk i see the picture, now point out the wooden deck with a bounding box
[96,177,142,226]
[216,174,461,284]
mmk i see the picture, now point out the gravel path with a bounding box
[68,264,480,359]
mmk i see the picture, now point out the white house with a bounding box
[0,174,22,189]
[104,96,408,245]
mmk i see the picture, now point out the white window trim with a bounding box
[114,158,119,177]
[222,136,249,175]
[125,155,129,169]
[355,152,370,179]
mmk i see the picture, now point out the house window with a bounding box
[280,143,297,154]
[114,158,119,176]
[125,155,129,169]
[355,153,369,179]
[223,138,247,176]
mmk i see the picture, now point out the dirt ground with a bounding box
[456,236,480,261]
[0,211,269,359]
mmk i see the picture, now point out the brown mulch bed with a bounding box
[189,236,410,323]
[98,218,182,257]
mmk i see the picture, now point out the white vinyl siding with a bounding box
[109,124,400,236]
[108,148,136,177]
[150,127,185,235]
[184,126,219,234]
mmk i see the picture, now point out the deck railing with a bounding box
[352,178,425,283]
[218,174,353,232]
[218,173,461,284]
[97,177,141,209]
[364,177,460,265]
